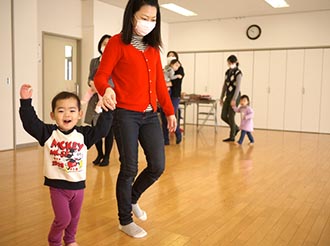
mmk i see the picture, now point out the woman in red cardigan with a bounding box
[94,0,176,239]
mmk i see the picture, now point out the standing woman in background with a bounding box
[85,34,114,166]
[220,55,242,142]
[161,51,185,145]
[94,0,176,238]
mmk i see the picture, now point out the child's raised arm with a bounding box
[20,84,33,99]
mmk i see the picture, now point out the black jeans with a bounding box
[221,95,240,139]
[113,108,165,225]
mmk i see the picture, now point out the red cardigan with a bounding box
[94,34,174,116]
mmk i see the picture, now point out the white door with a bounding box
[237,51,254,98]
[252,50,270,129]
[208,52,224,123]
[236,51,254,126]
[195,53,209,96]
[43,34,78,123]
[268,50,287,130]
[0,0,14,151]
[284,49,304,132]
[301,49,323,132]
[180,53,196,124]
[208,52,224,99]
[320,49,330,133]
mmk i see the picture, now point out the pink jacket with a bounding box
[232,105,254,132]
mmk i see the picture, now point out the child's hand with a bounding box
[20,84,32,99]
[177,75,183,79]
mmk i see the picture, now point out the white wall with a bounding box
[14,0,39,145]
[38,0,82,38]
[168,10,330,52]
[94,0,123,57]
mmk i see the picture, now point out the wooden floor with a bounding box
[1,125,330,246]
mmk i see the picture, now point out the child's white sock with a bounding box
[132,203,147,221]
[119,222,147,238]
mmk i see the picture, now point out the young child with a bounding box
[19,84,113,246]
[163,59,182,90]
[232,95,255,145]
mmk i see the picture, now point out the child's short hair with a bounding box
[170,59,180,66]
[240,94,250,105]
[51,91,81,112]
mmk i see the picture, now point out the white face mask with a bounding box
[229,64,236,69]
[100,46,105,54]
[135,19,156,37]
[167,56,176,65]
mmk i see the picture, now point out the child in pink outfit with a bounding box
[232,95,255,145]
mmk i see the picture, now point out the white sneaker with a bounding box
[132,203,147,221]
[119,222,147,238]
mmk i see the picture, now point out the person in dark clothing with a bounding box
[220,55,242,142]
[85,34,114,166]
[161,51,185,145]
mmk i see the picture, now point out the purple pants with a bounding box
[48,187,84,246]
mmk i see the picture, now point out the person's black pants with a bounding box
[113,108,165,225]
[221,95,240,139]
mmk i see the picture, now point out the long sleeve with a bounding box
[19,99,55,146]
[168,68,179,80]
[220,80,227,100]
[170,66,185,98]
[79,110,113,149]
[88,58,100,86]
[232,74,242,101]
[244,107,254,120]
[155,52,175,116]
[232,106,241,113]
[94,37,121,96]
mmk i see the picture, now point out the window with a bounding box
[65,45,73,80]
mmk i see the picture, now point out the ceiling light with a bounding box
[160,3,197,16]
[265,0,290,8]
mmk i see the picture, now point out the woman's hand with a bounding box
[20,84,32,99]
[167,115,177,133]
[230,100,236,107]
[102,87,117,111]
[219,99,224,107]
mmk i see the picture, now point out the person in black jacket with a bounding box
[220,55,242,142]
[161,51,185,145]
[19,84,113,246]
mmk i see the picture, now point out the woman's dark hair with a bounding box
[227,55,239,66]
[52,91,81,112]
[98,34,111,54]
[121,0,162,49]
[167,51,179,60]
[240,94,250,105]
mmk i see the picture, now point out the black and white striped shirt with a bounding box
[131,34,147,51]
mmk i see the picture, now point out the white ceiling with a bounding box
[99,0,330,23]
